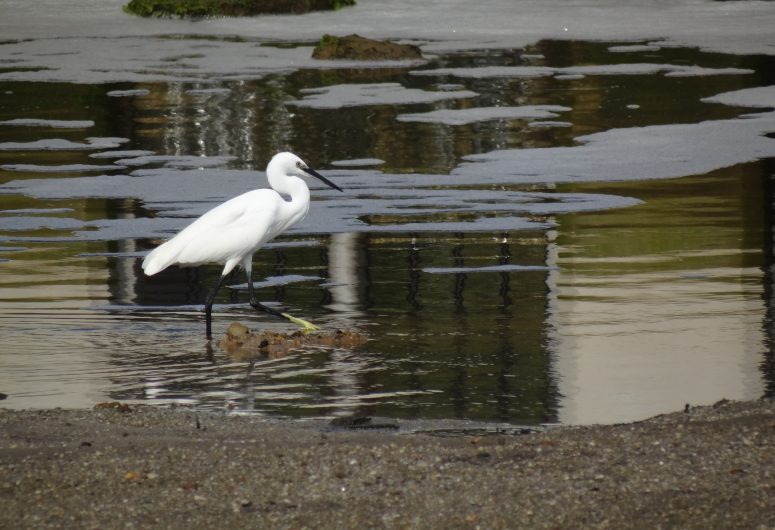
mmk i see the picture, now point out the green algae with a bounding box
[124,0,355,18]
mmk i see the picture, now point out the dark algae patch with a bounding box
[124,0,355,17]
[312,33,423,60]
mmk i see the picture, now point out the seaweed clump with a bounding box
[124,0,355,17]
[219,322,368,360]
[312,34,423,61]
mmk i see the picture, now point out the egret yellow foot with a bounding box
[282,313,321,332]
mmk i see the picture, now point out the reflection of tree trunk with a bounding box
[327,348,367,418]
[407,234,421,310]
[103,198,142,306]
[129,79,296,168]
[325,232,367,416]
[325,232,365,317]
[452,232,466,312]
[762,158,775,398]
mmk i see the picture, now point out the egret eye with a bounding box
[296,161,304,169]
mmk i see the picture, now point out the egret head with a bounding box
[270,152,343,192]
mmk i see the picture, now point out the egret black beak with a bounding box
[303,166,343,192]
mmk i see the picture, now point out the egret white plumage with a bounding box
[142,152,343,339]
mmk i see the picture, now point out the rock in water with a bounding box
[219,322,368,359]
[312,34,422,61]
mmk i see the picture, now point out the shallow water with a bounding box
[1,36,773,424]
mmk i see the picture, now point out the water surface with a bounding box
[1,36,773,424]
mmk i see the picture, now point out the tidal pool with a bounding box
[0,16,773,424]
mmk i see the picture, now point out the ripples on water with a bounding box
[0,38,773,424]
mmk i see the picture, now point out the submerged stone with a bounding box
[312,34,422,61]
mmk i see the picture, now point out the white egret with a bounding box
[142,152,343,339]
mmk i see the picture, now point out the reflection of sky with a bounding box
[455,107,775,184]
[0,165,639,239]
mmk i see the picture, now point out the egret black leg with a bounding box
[245,269,320,331]
[246,268,285,319]
[205,274,229,340]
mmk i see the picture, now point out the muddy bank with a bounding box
[1,399,773,529]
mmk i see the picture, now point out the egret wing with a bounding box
[142,189,282,275]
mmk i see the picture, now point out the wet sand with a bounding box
[1,399,774,529]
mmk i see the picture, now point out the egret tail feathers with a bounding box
[142,241,179,276]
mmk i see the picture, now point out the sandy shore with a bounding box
[1,399,774,529]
